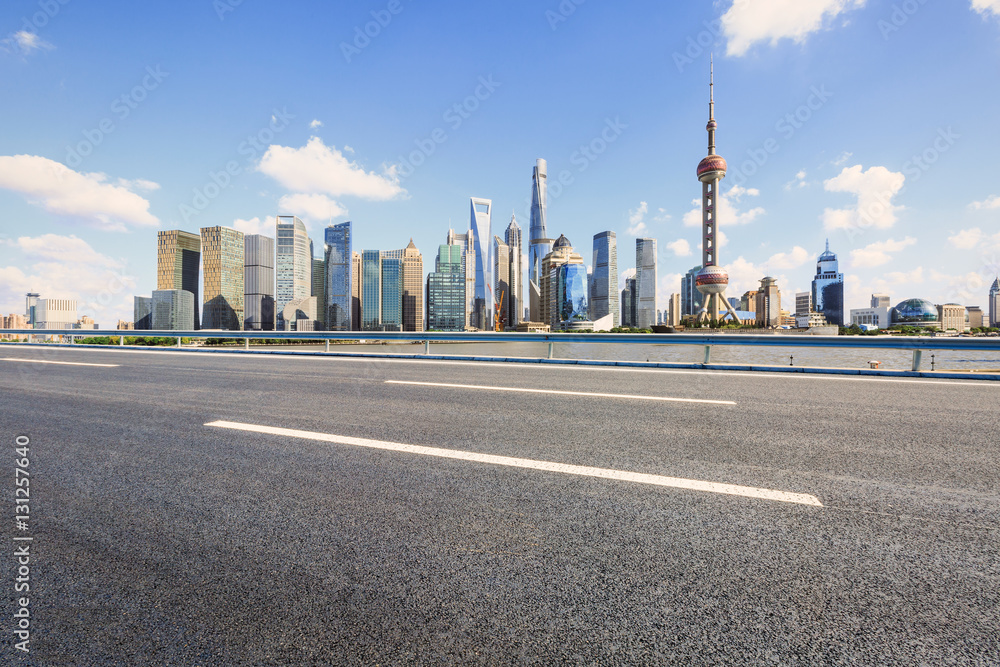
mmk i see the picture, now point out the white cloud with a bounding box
[0,155,159,231]
[832,151,853,167]
[257,137,405,201]
[948,228,983,250]
[969,194,1000,210]
[232,217,274,238]
[278,193,348,224]
[766,245,810,270]
[1,31,54,57]
[849,237,917,268]
[722,0,867,57]
[821,164,905,232]
[683,184,764,227]
[931,268,990,305]
[972,0,1000,17]
[657,272,684,310]
[309,119,323,129]
[665,239,692,257]
[627,201,649,236]
[784,170,808,190]
[0,234,136,326]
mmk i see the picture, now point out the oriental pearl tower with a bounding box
[695,58,741,324]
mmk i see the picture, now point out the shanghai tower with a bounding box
[528,159,552,322]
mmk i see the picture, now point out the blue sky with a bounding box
[2,0,1000,325]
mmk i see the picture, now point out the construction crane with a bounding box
[487,283,506,332]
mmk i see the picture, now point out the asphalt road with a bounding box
[1,345,998,665]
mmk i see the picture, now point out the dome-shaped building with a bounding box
[891,298,941,328]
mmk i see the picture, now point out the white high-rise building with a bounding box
[470,197,493,330]
[635,238,657,329]
[528,159,552,322]
[275,216,311,330]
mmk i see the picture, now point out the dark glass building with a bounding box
[811,241,844,326]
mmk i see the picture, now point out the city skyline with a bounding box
[2,2,1000,325]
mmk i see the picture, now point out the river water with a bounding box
[251,340,1000,373]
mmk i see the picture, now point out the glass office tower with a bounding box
[200,226,244,330]
[811,240,845,327]
[635,238,657,329]
[505,216,522,328]
[244,234,275,331]
[276,216,311,330]
[325,222,352,331]
[557,263,590,325]
[470,197,493,330]
[361,250,381,331]
[380,257,402,332]
[426,244,466,331]
[152,289,195,330]
[591,231,618,327]
[157,230,201,329]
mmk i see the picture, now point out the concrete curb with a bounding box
[3,341,999,381]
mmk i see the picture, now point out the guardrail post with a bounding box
[911,350,923,372]
[119,336,124,346]
[548,342,554,359]
[177,337,182,347]
[244,338,249,351]
[703,345,712,364]
[424,340,430,355]
[325,339,330,353]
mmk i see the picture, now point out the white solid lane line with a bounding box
[0,358,119,368]
[205,420,822,507]
[384,380,737,405]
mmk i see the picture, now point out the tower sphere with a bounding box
[695,264,729,295]
[697,155,728,182]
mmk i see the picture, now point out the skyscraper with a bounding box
[152,289,196,330]
[200,226,244,330]
[312,257,326,330]
[812,240,845,326]
[635,238,657,329]
[244,234,275,331]
[361,250,381,331]
[447,228,476,329]
[426,244,466,331]
[134,296,152,330]
[351,251,361,331]
[505,214,523,328]
[990,277,1000,327]
[540,235,585,329]
[25,293,39,326]
[756,276,781,328]
[401,240,424,332]
[276,216,311,330]
[469,197,493,330]
[682,265,703,317]
[621,277,636,328]
[381,255,402,332]
[694,60,741,324]
[591,231,619,327]
[528,159,552,322]
[325,222,352,331]
[493,236,510,331]
[668,293,681,327]
[157,230,201,329]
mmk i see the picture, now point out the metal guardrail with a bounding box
[4,329,1000,371]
